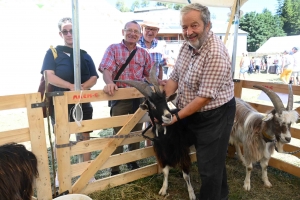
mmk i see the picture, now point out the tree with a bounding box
[278,0,300,35]
[239,10,285,52]
[131,0,140,12]
[116,0,130,12]
[141,0,150,7]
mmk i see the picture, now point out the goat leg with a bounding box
[159,165,169,196]
[243,163,253,191]
[182,170,196,200]
[260,157,272,188]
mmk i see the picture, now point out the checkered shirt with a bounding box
[99,40,152,88]
[169,31,234,111]
[138,36,167,76]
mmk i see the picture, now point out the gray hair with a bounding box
[124,20,141,32]
[180,3,211,28]
[58,17,72,31]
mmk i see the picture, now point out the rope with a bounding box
[71,90,83,127]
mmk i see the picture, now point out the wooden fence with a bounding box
[0,93,52,199]
[0,79,299,198]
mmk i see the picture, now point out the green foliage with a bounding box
[130,0,140,12]
[141,0,150,8]
[278,0,300,35]
[239,10,285,52]
[156,1,183,10]
[116,0,130,12]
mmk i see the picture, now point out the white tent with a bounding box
[256,35,300,54]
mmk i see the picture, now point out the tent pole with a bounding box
[223,0,237,45]
[72,0,83,163]
[231,0,240,78]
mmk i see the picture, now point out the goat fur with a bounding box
[230,97,298,191]
[0,143,38,200]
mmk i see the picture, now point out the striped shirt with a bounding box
[169,31,234,111]
[99,40,152,88]
[138,36,167,76]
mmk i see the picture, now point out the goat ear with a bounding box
[166,93,177,102]
[262,113,274,122]
[140,104,148,110]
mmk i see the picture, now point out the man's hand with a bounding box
[158,79,167,86]
[103,83,118,96]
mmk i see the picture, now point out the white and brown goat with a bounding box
[230,85,298,191]
[116,66,196,200]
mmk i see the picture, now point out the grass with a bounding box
[86,157,300,200]
[48,114,300,199]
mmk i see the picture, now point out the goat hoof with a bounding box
[243,183,251,191]
[159,189,167,196]
[189,192,196,200]
[264,181,272,188]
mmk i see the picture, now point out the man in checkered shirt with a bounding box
[163,4,236,200]
[99,20,152,176]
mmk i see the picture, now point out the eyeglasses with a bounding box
[61,30,72,35]
[145,26,159,32]
[124,29,140,35]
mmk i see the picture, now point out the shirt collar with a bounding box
[121,39,137,51]
[139,36,158,48]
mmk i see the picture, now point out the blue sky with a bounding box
[107,0,278,16]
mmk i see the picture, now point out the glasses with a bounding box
[124,29,140,35]
[61,30,72,35]
[145,26,159,32]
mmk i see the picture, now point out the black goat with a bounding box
[0,143,38,200]
[116,66,196,200]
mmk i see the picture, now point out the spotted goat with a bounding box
[116,66,196,200]
[230,85,298,191]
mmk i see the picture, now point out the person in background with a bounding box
[266,56,272,74]
[41,17,99,185]
[138,20,167,80]
[280,50,294,84]
[239,52,250,79]
[291,47,300,85]
[138,20,168,147]
[163,3,235,200]
[254,57,261,73]
[99,20,152,176]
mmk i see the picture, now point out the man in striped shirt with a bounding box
[163,4,236,200]
[138,20,167,80]
[99,20,152,176]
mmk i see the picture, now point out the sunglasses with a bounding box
[61,30,72,35]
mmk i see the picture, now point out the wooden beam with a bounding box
[223,0,237,45]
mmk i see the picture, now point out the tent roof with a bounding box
[151,0,248,8]
[256,35,300,54]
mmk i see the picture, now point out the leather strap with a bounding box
[113,48,137,83]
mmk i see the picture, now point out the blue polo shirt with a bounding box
[41,48,98,92]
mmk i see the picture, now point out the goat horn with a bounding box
[149,63,163,96]
[253,85,285,114]
[115,80,153,98]
[286,84,293,111]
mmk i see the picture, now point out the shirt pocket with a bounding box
[115,58,125,67]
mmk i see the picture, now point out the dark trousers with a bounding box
[187,98,236,200]
[111,99,143,172]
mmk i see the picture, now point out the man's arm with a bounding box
[103,69,118,96]
[81,76,97,90]
[164,78,178,97]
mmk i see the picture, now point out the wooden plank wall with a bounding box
[0,93,52,200]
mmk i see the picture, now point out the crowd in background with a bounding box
[239,47,299,85]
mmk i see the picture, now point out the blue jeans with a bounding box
[187,97,236,200]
